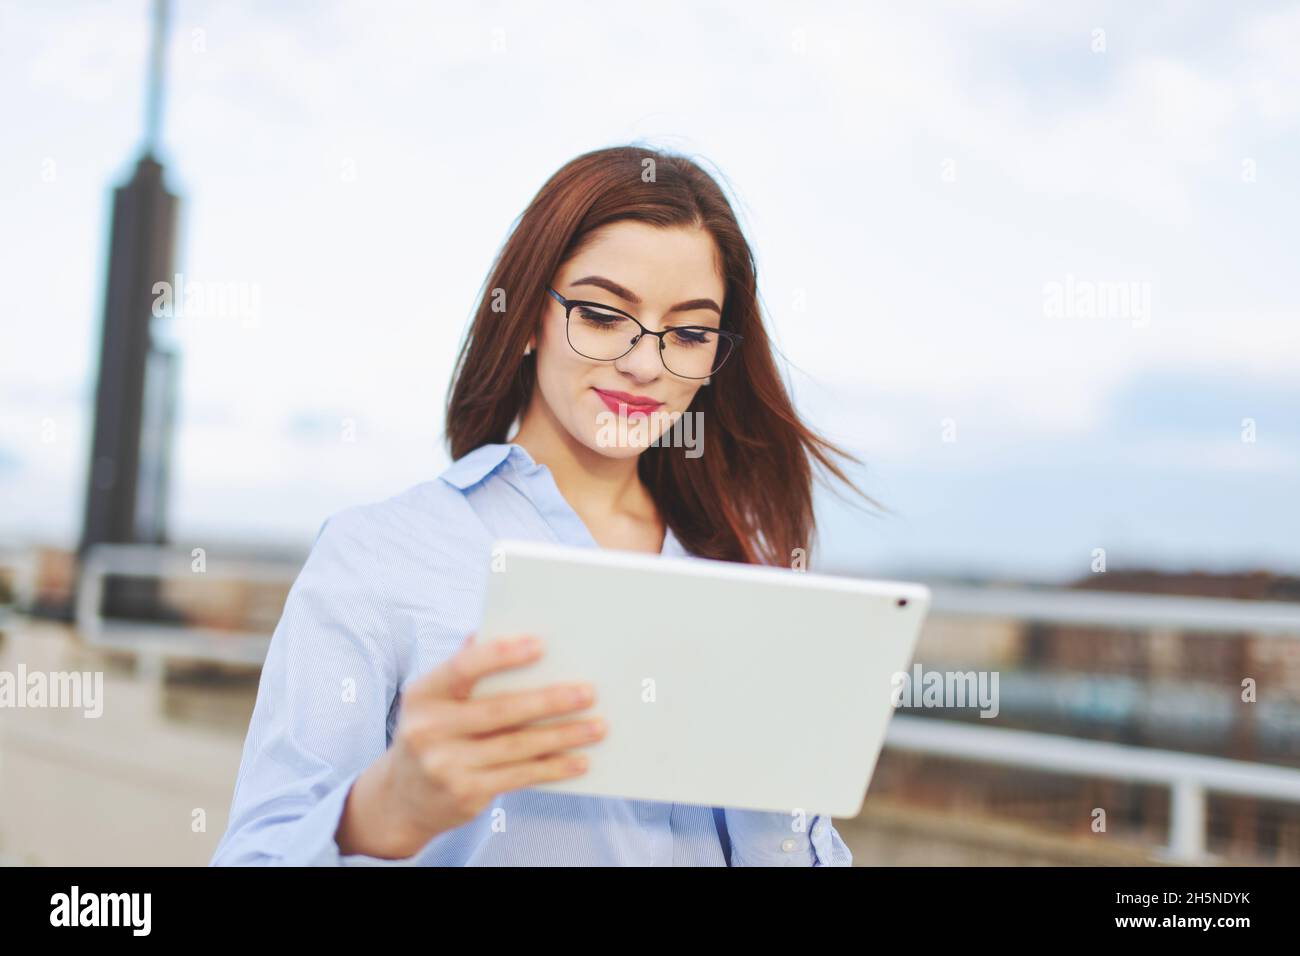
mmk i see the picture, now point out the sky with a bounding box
[1,0,1298,582]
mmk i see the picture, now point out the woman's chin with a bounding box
[582,418,661,458]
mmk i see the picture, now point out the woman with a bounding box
[211,145,867,866]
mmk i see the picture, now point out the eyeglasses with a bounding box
[546,287,742,380]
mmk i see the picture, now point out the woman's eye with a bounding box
[669,328,713,346]
[576,307,624,327]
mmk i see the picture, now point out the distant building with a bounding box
[77,0,181,620]
[80,155,179,555]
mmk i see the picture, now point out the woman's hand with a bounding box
[336,633,604,859]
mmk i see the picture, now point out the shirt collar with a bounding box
[438,442,536,490]
[439,441,691,556]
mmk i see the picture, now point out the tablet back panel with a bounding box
[472,539,930,818]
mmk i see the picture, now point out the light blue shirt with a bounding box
[210,442,853,866]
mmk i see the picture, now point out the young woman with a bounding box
[211,145,866,866]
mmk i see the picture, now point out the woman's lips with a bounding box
[593,387,663,416]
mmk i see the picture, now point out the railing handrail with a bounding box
[79,543,303,583]
[70,545,1300,636]
[886,714,1300,802]
[928,584,1300,636]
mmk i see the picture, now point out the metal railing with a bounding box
[76,543,300,666]
[74,545,1300,862]
[884,716,1300,863]
[888,585,1300,863]
[927,583,1300,637]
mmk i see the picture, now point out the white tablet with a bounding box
[472,538,930,818]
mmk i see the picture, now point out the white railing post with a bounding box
[1168,778,1207,863]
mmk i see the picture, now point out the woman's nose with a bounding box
[616,332,664,380]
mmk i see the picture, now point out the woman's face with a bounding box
[528,221,726,458]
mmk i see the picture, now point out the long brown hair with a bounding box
[445,145,873,566]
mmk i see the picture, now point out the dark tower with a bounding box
[79,0,180,616]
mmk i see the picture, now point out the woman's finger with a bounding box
[406,634,543,702]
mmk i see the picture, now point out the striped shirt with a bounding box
[210,442,852,866]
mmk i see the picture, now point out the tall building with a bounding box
[80,157,178,550]
[79,0,179,616]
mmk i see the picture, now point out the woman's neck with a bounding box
[510,405,660,533]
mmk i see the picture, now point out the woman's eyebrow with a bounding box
[570,275,722,314]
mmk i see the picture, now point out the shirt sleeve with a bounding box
[722,807,853,867]
[209,507,418,866]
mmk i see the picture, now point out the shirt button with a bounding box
[781,838,798,852]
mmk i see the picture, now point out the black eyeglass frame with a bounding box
[546,286,743,380]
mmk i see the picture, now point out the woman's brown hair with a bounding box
[445,144,872,566]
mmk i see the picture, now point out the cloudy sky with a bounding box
[2,0,1298,581]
